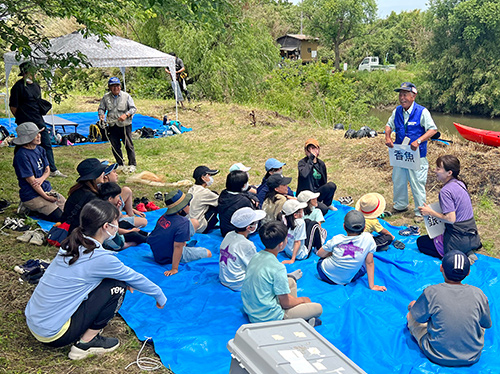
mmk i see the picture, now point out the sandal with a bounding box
[338,196,353,205]
[398,226,420,236]
[393,240,405,250]
[378,211,393,218]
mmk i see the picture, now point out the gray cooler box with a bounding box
[227,319,367,374]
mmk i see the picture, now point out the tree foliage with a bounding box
[301,0,377,70]
[422,0,500,115]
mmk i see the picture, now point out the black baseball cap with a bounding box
[394,82,417,94]
[344,210,366,233]
[442,250,470,282]
[193,165,219,180]
[267,174,292,189]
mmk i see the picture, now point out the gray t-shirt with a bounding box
[411,282,492,366]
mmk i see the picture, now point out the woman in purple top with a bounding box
[417,155,481,262]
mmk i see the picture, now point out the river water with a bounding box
[369,108,500,136]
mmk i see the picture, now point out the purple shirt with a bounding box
[439,179,474,222]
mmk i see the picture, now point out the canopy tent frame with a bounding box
[4,31,179,129]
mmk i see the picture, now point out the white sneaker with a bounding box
[17,202,30,215]
[328,205,338,211]
[128,165,136,173]
[17,230,35,243]
[50,170,67,178]
[29,231,45,246]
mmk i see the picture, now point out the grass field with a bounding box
[1,95,499,373]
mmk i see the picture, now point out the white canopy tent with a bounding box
[4,31,179,126]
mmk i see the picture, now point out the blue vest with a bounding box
[394,102,427,157]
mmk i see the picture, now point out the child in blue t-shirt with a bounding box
[147,190,211,276]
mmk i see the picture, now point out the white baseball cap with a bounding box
[230,207,266,228]
[297,190,320,203]
[229,163,251,172]
[282,200,308,216]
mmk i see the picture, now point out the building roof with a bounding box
[278,34,319,42]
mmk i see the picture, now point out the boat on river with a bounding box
[453,122,500,147]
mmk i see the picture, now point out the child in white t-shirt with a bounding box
[281,200,323,264]
[219,207,266,291]
[316,210,387,291]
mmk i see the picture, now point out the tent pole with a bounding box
[5,71,11,127]
[120,67,126,92]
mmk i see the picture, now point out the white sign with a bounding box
[343,62,348,71]
[424,202,446,239]
[311,50,317,58]
[388,144,421,170]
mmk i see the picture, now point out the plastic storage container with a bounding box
[227,318,367,374]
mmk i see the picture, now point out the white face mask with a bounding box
[105,223,118,240]
[242,183,249,192]
[205,176,214,186]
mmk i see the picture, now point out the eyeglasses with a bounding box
[108,223,119,230]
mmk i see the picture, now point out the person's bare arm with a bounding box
[25,176,56,202]
[410,129,438,151]
[30,166,50,188]
[10,106,17,116]
[316,247,331,258]
[282,240,301,264]
[278,293,311,309]
[418,203,456,224]
[385,125,394,148]
[365,253,386,292]
[164,241,184,276]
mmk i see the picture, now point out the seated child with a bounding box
[147,190,212,276]
[99,182,149,250]
[297,190,325,225]
[261,174,293,224]
[407,250,492,367]
[188,165,220,234]
[316,210,387,291]
[219,207,266,291]
[241,221,323,325]
[256,158,294,205]
[355,193,394,251]
[101,161,147,228]
[280,200,323,264]
[229,162,257,194]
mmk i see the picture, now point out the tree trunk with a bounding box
[334,42,340,71]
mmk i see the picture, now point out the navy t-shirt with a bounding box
[147,214,191,265]
[13,146,51,201]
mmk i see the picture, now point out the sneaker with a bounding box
[68,334,120,360]
[468,252,478,265]
[50,170,68,178]
[135,203,147,213]
[307,317,322,327]
[17,230,35,243]
[392,206,408,214]
[17,202,31,216]
[29,231,45,246]
[128,165,136,173]
[328,205,338,211]
[140,197,150,205]
[413,215,424,224]
[154,191,164,200]
[145,201,160,211]
[116,165,125,172]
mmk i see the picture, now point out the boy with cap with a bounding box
[219,207,266,291]
[188,165,220,233]
[261,173,294,224]
[297,138,337,216]
[407,250,492,366]
[147,190,212,276]
[317,210,387,291]
[229,163,257,194]
[356,193,395,251]
[256,158,294,205]
[241,221,323,325]
[385,82,438,223]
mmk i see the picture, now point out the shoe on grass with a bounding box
[145,201,160,211]
[68,334,120,360]
[135,203,147,213]
[29,231,45,246]
[413,215,424,224]
[50,170,67,178]
[128,165,136,173]
[17,230,35,243]
[17,202,31,216]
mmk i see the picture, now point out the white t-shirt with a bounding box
[320,232,376,285]
[284,218,309,260]
[219,231,257,291]
[188,184,219,233]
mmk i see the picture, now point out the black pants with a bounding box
[107,125,136,166]
[46,279,126,347]
[35,208,63,223]
[119,220,148,244]
[40,126,57,172]
[203,205,219,234]
[417,235,442,258]
[304,219,323,257]
[316,182,337,216]
[374,233,393,252]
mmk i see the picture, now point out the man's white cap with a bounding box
[230,207,266,228]
[229,162,251,172]
[297,190,320,203]
[282,200,308,216]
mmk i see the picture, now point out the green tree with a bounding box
[422,0,500,115]
[301,0,377,70]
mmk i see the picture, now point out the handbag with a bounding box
[47,221,70,247]
[39,98,52,115]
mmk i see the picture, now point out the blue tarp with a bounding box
[36,203,499,374]
[0,112,191,142]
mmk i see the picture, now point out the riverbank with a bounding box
[0,97,498,373]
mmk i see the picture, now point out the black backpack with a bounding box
[140,127,156,138]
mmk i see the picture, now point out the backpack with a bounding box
[88,123,103,142]
[67,133,88,144]
[140,127,156,138]
[0,125,9,141]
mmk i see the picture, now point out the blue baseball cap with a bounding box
[265,158,286,171]
[101,161,118,175]
[108,77,121,86]
[442,250,470,281]
[394,82,417,94]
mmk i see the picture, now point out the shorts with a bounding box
[119,215,135,225]
[406,312,427,348]
[23,192,66,216]
[180,246,210,263]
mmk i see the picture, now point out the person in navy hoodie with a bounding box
[384,82,438,222]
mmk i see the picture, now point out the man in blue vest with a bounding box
[385,82,437,223]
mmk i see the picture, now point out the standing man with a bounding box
[385,82,437,223]
[166,52,191,107]
[98,77,137,173]
[9,62,66,178]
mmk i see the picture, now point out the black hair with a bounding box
[263,168,281,180]
[264,188,282,204]
[98,182,122,201]
[259,221,288,250]
[303,203,313,216]
[235,226,248,233]
[344,226,362,236]
[436,155,467,188]
[226,170,248,192]
[68,180,99,196]
[60,200,120,265]
[195,174,207,186]
[277,212,297,230]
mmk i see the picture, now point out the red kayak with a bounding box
[453,122,500,147]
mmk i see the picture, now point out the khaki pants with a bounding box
[406,312,427,348]
[23,192,66,216]
[283,278,323,321]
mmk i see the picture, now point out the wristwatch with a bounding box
[417,139,422,145]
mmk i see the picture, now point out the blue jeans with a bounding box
[317,258,367,285]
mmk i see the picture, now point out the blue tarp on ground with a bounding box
[0,112,191,141]
[36,203,499,374]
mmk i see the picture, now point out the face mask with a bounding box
[105,223,118,240]
[206,176,214,186]
[242,183,249,192]
[26,78,33,84]
[248,224,258,234]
